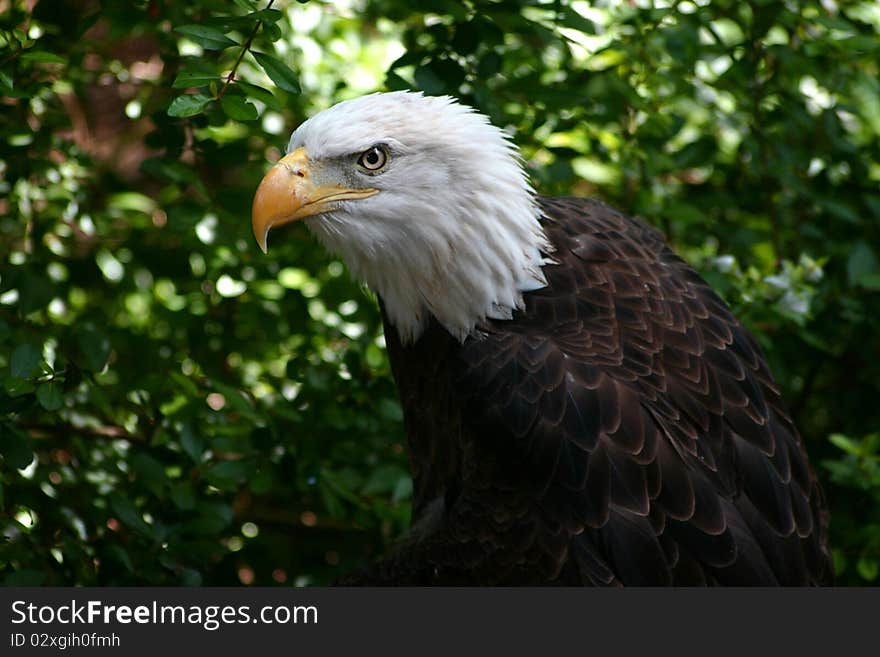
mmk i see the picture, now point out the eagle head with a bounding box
[252,91,549,343]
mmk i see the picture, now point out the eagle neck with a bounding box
[379,300,465,520]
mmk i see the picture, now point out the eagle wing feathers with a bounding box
[441,197,831,585]
[368,196,831,586]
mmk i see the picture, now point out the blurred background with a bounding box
[1,0,878,586]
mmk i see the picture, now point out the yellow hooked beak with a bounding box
[251,147,379,253]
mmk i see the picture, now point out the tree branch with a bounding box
[217,0,276,99]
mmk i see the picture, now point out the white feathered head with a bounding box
[252,91,549,342]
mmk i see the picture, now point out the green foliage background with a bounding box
[1,0,878,586]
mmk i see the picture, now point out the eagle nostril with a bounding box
[283,163,306,178]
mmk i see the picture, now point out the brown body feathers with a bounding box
[346,197,832,586]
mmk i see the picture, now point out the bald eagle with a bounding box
[252,91,832,585]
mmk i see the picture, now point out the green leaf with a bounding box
[202,14,258,32]
[829,433,860,456]
[20,50,65,64]
[236,81,281,110]
[0,424,33,470]
[558,6,596,34]
[385,70,411,91]
[418,59,465,95]
[210,381,260,420]
[253,8,284,24]
[170,482,197,510]
[140,157,201,186]
[180,423,204,463]
[167,93,213,118]
[250,470,273,495]
[159,394,188,417]
[818,197,859,224]
[261,22,282,43]
[109,493,153,537]
[362,464,409,495]
[36,381,63,411]
[18,271,54,314]
[857,273,880,291]
[477,52,502,78]
[379,397,403,422]
[174,25,236,50]
[76,326,111,372]
[414,64,445,95]
[186,501,234,535]
[586,47,627,71]
[106,545,134,573]
[3,570,46,586]
[0,71,13,93]
[857,557,878,582]
[180,569,202,586]
[2,375,34,397]
[131,453,169,496]
[220,94,259,121]
[847,242,879,288]
[252,51,301,94]
[204,460,250,491]
[392,476,413,504]
[172,71,221,89]
[10,343,41,379]
[321,469,365,507]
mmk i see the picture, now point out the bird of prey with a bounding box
[252,91,832,585]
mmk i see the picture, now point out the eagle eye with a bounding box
[357,146,388,172]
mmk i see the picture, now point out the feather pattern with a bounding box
[342,196,832,586]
